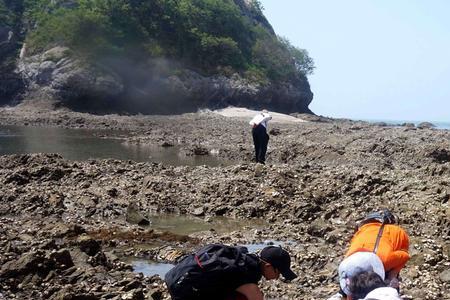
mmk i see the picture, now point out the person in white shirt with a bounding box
[249,110,272,164]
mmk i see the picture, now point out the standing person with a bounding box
[328,210,410,300]
[165,244,297,300]
[249,110,272,164]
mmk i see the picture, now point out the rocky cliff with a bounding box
[0,0,314,114]
[0,0,24,104]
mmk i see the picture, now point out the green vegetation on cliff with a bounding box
[20,0,314,83]
[0,0,21,27]
[0,2,11,26]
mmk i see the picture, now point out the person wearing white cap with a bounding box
[327,252,386,300]
[340,252,385,297]
[249,110,272,164]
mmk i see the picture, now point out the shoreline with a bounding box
[0,106,449,299]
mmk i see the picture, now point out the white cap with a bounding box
[363,287,401,299]
[338,252,385,296]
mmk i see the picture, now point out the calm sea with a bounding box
[361,119,450,130]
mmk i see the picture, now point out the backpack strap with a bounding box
[373,222,386,254]
[194,255,204,269]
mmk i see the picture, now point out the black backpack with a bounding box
[164,244,256,300]
[358,209,397,253]
[359,209,397,227]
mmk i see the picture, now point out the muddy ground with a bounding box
[0,106,449,300]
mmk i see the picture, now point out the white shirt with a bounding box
[249,112,272,128]
[362,287,401,300]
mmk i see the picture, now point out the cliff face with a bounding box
[0,1,24,104]
[1,0,314,114]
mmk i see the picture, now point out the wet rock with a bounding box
[49,289,98,300]
[254,164,264,177]
[107,187,119,197]
[48,193,65,208]
[191,207,205,217]
[214,206,228,216]
[161,141,174,147]
[427,148,450,163]
[40,239,58,250]
[79,195,98,208]
[439,269,450,283]
[65,268,87,284]
[32,166,68,181]
[143,176,153,188]
[293,113,330,122]
[126,202,150,226]
[402,122,415,128]
[120,280,143,292]
[49,249,74,269]
[121,289,144,300]
[88,252,108,267]
[269,128,281,136]
[147,288,163,300]
[104,251,119,263]
[50,223,86,238]
[77,235,101,256]
[0,251,54,279]
[4,171,30,185]
[417,122,435,129]
[192,146,209,156]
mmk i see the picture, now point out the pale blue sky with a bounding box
[259,0,450,122]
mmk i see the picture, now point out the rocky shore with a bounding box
[0,107,449,299]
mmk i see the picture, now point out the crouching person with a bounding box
[164,244,297,300]
[345,210,410,287]
[328,210,410,300]
[347,270,402,300]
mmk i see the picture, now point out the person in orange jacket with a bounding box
[345,221,410,283]
[328,210,410,300]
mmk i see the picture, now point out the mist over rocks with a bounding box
[17,47,125,109]
[0,110,449,299]
[14,48,313,114]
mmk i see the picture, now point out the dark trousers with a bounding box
[252,124,269,163]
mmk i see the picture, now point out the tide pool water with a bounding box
[0,125,228,166]
[130,260,174,278]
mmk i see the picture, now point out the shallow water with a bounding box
[147,214,267,236]
[0,125,227,166]
[122,215,273,277]
[128,259,175,278]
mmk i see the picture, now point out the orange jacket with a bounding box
[345,223,410,274]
